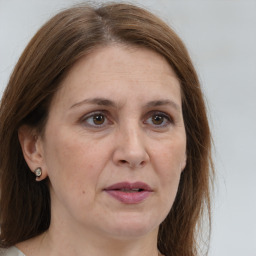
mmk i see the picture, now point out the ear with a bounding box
[18,125,48,181]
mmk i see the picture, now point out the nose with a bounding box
[112,126,149,169]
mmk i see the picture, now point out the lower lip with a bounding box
[105,190,152,204]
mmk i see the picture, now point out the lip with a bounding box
[104,182,153,204]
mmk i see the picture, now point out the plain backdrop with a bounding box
[0,0,255,255]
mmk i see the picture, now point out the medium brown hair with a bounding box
[0,3,214,256]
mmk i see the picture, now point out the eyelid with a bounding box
[80,110,113,128]
[79,109,174,130]
[143,111,174,127]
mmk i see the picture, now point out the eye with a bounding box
[144,112,172,128]
[92,113,105,125]
[151,114,165,125]
[81,111,111,128]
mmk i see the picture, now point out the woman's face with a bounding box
[38,45,186,239]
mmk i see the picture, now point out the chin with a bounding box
[103,213,160,240]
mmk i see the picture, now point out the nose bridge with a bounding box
[113,120,149,168]
[125,121,142,147]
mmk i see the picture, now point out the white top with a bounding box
[0,247,25,256]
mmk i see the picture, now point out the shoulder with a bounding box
[0,246,25,256]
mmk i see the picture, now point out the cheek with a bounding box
[154,137,186,171]
[43,132,110,213]
[43,130,112,191]
[153,137,186,193]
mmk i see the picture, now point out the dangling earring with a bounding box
[34,167,42,179]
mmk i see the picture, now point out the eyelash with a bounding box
[144,111,173,128]
[80,110,173,129]
[80,111,111,128]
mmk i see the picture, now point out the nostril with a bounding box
[140,160,146,167]
[118,159,146,168]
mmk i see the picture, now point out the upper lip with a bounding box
[104,182,153,191]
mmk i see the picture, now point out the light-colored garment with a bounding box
[0,246,25,256]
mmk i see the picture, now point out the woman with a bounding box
[0,3,213,256]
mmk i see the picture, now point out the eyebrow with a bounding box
[70,98,117,109]
[70,97,181,112]
[145,100,181,112]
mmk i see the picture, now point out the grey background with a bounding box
[0,0,255,255]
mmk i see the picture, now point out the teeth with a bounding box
[120,188,141,192]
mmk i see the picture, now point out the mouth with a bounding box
[104,182,153,204]
[104,181,153,192]
[115,188,144,192]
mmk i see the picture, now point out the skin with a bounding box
[18,44,186,256]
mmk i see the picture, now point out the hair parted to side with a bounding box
[0,3,214,256]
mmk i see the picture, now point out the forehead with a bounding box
[52,44,181,108]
